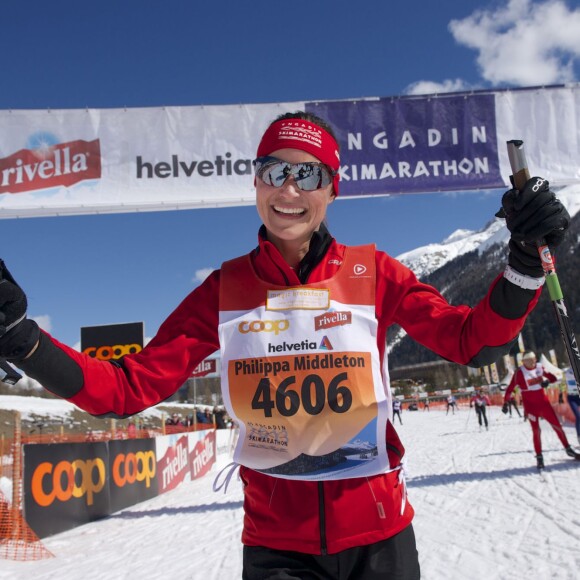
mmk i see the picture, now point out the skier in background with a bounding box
[503,351,580,469]
[505,390,522,418]
[470,389,491,430]
[446,394,457,415]
[393,399,403,425]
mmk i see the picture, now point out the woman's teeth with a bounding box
[274,206,305,215]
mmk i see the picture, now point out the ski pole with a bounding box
[464,403,472,429]
[506,139,580,397]
[0,358,21,385]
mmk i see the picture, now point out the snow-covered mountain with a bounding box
[395,184,580,280]
[396,218,508,279]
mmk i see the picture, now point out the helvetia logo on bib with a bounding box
[319,336,334,350]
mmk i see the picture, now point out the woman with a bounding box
[0,111,570,579]
[470,389,491,430]
[504,351,580,469]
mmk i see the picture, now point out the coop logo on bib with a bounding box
[238,319,290,335]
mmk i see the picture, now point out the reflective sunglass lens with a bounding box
[256,161,331,191]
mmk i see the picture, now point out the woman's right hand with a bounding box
[0,260,40,362]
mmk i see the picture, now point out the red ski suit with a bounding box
[23,234,540,555]
[505,364,568,455]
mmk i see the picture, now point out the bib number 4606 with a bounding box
[251,372,353,418]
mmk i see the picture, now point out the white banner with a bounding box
[1,85,579,219]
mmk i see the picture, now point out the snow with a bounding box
[397,184,580,280]
[1,397,579,579]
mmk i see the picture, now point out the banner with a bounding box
[108,439,158,514]
[80,321,144,361]
[1,85,579,218]
[155,430,217,494]
[490,362,500,384]
[23,442,111,538]
[156,433,191,494]
[483,365,491,385]
[191,356,219,378]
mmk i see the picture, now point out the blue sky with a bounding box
[1,0,580,346]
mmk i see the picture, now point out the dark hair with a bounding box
[270,111,339,147]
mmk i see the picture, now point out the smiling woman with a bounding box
[0,108,571,580]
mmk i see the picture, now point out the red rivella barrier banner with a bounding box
[156,429,217,494]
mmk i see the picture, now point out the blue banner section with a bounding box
[307,94,503,196]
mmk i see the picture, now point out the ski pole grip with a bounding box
[506,140,556,277]
[506,140,531,190]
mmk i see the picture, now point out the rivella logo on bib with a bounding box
[314,310,352,331]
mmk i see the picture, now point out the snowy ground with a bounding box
[1,402,579,580]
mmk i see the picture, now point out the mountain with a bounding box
[388,184,580,371]
[396,217,508,280]
[396,185,580,281]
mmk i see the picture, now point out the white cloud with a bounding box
[31,314,51,333]
[449,0,580,86]
[404,78,474,96]
[193,268,215,285]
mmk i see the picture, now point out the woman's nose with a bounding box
[278,175,301,196]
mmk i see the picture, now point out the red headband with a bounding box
[256,119,341,195]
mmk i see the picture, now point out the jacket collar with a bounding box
[256,223,334,284]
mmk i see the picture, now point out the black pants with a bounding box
[475,406,488,427]
[242,524,420,580]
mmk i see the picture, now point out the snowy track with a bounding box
[1,407,579,579]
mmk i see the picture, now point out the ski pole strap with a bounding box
[397,460,408,516]
[503,265,545,290]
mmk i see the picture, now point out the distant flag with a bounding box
[483,365,491,385]
[503,354,514,372]
[490,362,499,383]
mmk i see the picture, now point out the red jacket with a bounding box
[504,364,558,402]
[25,233,540,555]
[470,393,491,407]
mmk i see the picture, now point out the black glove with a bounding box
[0,260,40,362]
[541,379,550,388]
[496,177,570,277]
[501,402,509,414]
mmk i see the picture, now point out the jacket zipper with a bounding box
[318,481,328,555]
